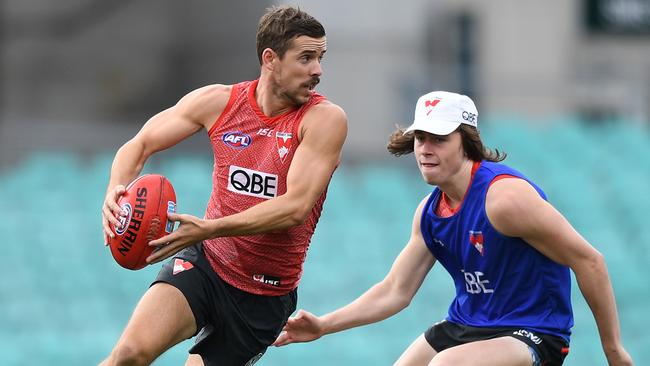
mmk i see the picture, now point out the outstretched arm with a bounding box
[101,85,231,244]
[147,102,348,262]
[274,197,436,346]
[487,178,633,366]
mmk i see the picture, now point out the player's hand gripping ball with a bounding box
[109,174,176,270]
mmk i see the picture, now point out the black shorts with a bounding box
[424,320,570,366]
[152,243,297,366]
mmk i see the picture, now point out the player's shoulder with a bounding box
[176,84,234,124]
[311,99,346,117]
[298,100,347,144]
[486,176,558,238]
[303,101,347,142]
[486,177,544,224]
[182,84,233,106]
[303,100,348,128]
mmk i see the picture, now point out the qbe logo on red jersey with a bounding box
[228,165,278,199]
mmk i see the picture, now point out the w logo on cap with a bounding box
[425,98,442,108]
[425,98,442,115]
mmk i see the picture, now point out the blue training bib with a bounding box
[420,161,573,341]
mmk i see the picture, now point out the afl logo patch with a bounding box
[115,203,132,235]
[222,132,251,149]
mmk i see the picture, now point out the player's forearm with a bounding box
[320,279,410,336]
[573,253,624,350]
[106,139,148,192]
[205,194,310,238]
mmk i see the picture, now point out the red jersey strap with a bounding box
[490,174,519,184]
[207,83,240,137]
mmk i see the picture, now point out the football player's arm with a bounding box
[487,178,633,366]
[147,102,347,262]
[102,85,230,243]
[274,197,436,346]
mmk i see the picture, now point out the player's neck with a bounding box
[439,160,475,205]
[255,77,295,117]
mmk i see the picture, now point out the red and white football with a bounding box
[109,174,176,270]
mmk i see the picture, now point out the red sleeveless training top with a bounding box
[203,79,328,295]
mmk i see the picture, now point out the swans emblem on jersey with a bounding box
[469,231,484,256]
[276,131,292,162]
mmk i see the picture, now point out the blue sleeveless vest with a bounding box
[421,161,573,340]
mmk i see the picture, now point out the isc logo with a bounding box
[252,274,281,286]
[222,132,251,148]
[228,165,278,199]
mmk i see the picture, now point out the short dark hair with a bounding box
[256,5,326,65]
[387,124,507,162]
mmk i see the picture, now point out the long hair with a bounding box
[387,124,506,162]
[256,6,326,65]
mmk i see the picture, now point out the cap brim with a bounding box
[403,119,461,136]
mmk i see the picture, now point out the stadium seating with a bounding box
[0,120,647,365]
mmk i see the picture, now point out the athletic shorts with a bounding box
[152,243,297,366]
[424,320,570,366]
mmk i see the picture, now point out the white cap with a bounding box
[404,91,478,136]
